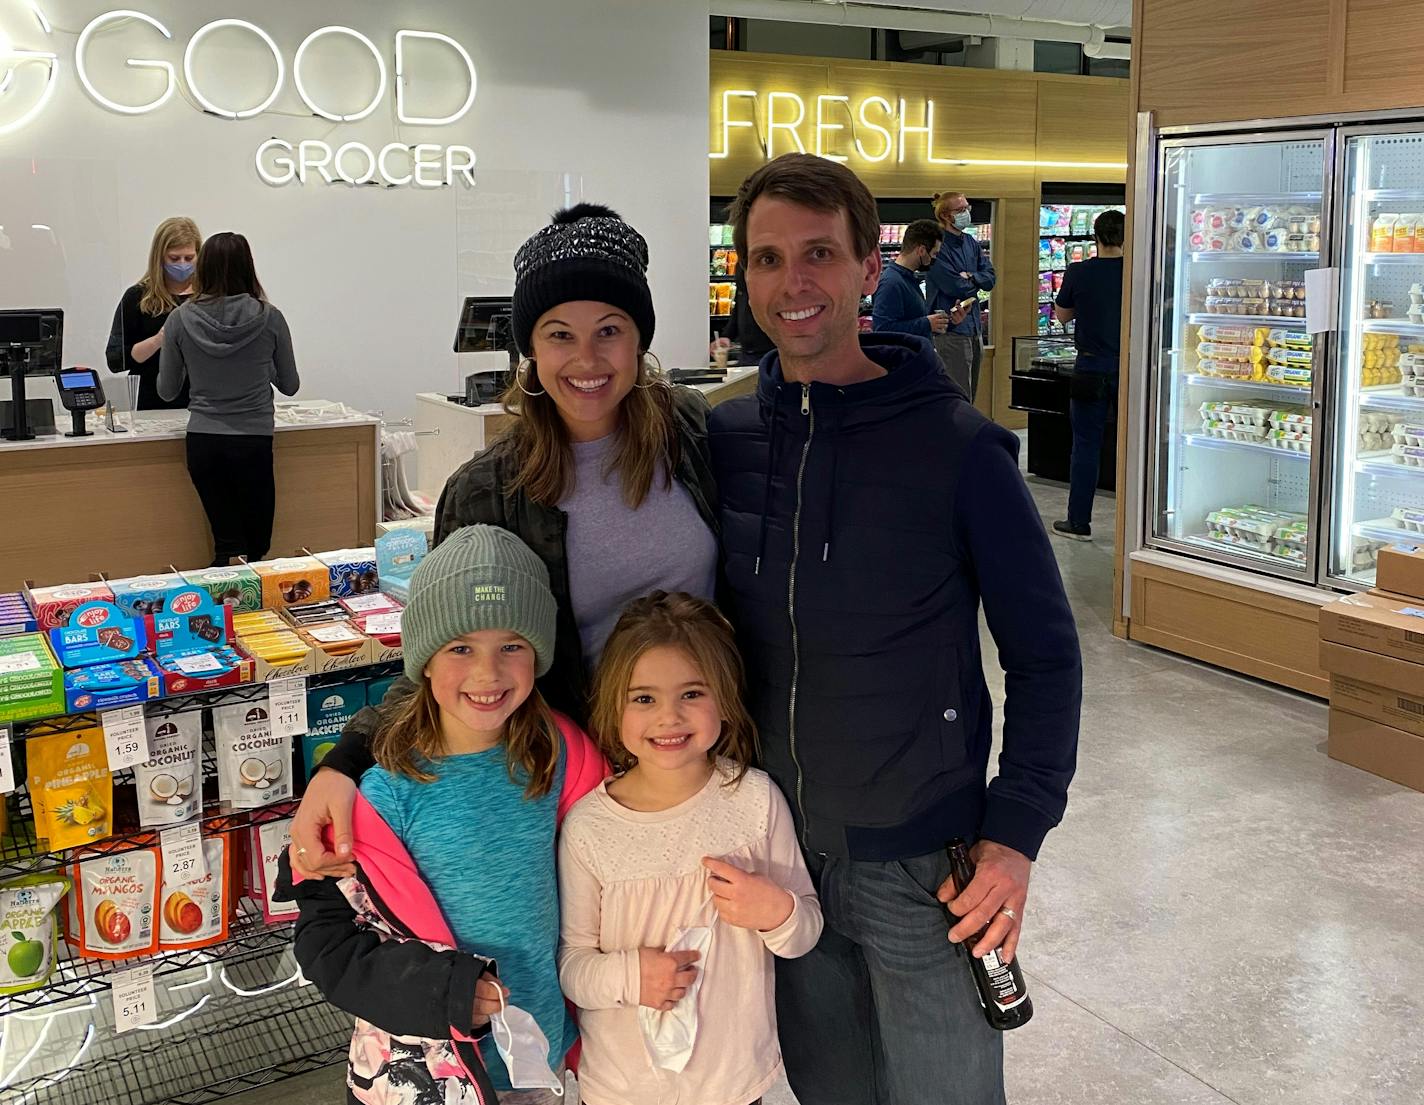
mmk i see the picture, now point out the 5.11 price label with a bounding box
[268,677,308,739]
[111,964,157,1033]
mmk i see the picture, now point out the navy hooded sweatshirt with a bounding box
[707,333,1081,862]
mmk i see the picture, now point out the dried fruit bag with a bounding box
[66,845,160,960]
[0,874,71,996]
[251,818,299,924]
[159,836,230,951]
[28,727,113,849]
[214,702,291,810]
[135,712,203,826]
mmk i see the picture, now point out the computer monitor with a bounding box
[453,297,516,361]
[0,309,64,375]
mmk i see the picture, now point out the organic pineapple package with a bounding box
[28,728,113,849]
[64,844,161,961]
[0,873,71,996]
[135,712,203,826]
[159,835,230,951]
[214,702,290,809]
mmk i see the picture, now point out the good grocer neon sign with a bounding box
[0,7,479,188]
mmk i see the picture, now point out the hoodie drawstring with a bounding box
[755,387,782,576]
[822,421,839,563]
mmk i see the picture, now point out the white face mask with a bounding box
[491,993,565,1096]
[638,916,716,1073]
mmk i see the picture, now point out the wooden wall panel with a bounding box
[1343,0,1424,99]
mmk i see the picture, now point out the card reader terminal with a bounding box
[54,366,104,437]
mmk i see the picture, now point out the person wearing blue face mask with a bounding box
[925,191,996,403]
[105,217,202,410]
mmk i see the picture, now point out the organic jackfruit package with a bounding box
[214,701,291,809]
[66,845,161,960]
[28,728,113,849]
[135,711,203,826]
[0,873,71,996]
[159,835,231,951]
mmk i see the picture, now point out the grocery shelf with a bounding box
[1359,389,1424,413]
[0,903,295,1017]
[1362,253,1424,264]
[1181,374,1311,398]
[2,979,348,1105]
[1181,434,1311,460]
[1353,519,1423,544]
[1364,189,1424,203]
[1039,233,1097,241]
[1356,458,1424,479]
[1179,534,1306,570]
[1359,319,1424,336]
[1189,191,1321,205]
[1186,313,1305,327]
[1188,251,1320,263]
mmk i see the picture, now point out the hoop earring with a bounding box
[634,351,662,389]
[516,357,546,397]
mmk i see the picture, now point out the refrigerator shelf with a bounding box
[1188,191,1322,205]
[1182,374,1310,398]
[1181,534,1306,568]
[1362,252,1424,264]
[1353,519,1421,544]
[1186,312,1304,326]
[1359,389,1424,413]
[1182,434,1311,460]
[1188,251,1320,263]
[1363,189,1424,203]
[1356,458,1424,479]
[1359,319,1424,335]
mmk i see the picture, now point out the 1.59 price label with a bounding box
[111,963,157,1033]
[102,706,150,772]
[268,677,308,739]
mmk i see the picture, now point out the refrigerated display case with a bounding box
[1038,203,1124,335]
[1329,129,1424,588]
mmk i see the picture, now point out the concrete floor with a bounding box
[238,476,1424,1105]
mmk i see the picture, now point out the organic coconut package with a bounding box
[0,874,71,996]
[28,728,113,849]
[159,835,231,951]
[214,702,290,809]
[135,712,203,826]
[65,846,161,961]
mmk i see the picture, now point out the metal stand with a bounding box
[66,406,93,438]
[2,347,33,441]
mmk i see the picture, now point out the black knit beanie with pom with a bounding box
[511,203,656,357]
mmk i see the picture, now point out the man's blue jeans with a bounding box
[1068,371,1119,527]
[775,851,1008,1105]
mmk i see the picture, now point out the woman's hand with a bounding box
[638,946,701,1011]
[702,857,794,932]
[289,768,358,879]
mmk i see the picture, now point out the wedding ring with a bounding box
[999,907,1017,921]
[296,847,309,856]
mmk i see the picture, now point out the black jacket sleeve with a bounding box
[276,850,491,1040]
[105,296,127,375]
[318,678,416,782]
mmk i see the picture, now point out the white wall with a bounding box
[0,0,710,420]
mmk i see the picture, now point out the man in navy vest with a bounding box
[708,153,1081,1105]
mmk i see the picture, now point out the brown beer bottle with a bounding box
[946,839,1034,1031]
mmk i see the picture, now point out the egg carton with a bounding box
[1359,431,1395,454]
[1405,380,1424,398]
[1197,359,1257,380]
[1392,507,1424,532]
[1359,411,1400,434]
[1267,432,1312,453]
[1393,443,1424,466]
[1202,421,1268,442]
[1264,364,1312,387]
[1269,409,1311,430]
[1199,401,1272,426]
[1392,424,1424,447]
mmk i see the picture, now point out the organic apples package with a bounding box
[158,835,231,951]
[135,712,203,827]
[0,874,72,996]
[28,728,113,850]
[214,701,291,810]
[66,845,161,960]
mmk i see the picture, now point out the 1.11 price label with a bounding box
[268,677,308,739]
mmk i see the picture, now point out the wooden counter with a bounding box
[0,413,380,590]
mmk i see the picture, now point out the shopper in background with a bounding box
[713,153,1081,1105]
[926,191,996,401]
[289,204,719,880]
[559,590,822,1105]
[105,216,202,410]
[1051,208,1125,543]
[712,268,774,365]
[277,526,607,1105]
[157,231,299,566]
[870,218,965,340]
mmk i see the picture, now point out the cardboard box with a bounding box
[108,573,188,618]
[245,644,317,683]
[0,634,65,723]
[1328,674,1424,740]
[0,592,38,637]
[181,566,262,614]
[1376,543,1424,602]
[24,582,115,631]
[1320,640,1422,694]
[1328,707,1424,792]
[251,558,330,610]
[314,548,380,598]
[64,656,163,713]
[47,601,147,669]
[1317,591,1424,665]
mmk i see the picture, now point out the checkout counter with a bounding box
[1008,335,1116,491]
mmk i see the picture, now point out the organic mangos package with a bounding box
[159,836,231,951]
[0,874,71,996]
[28,727,113,849]
[65,845,161,961]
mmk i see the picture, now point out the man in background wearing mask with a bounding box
[926,191,996,402]
[870,218,967,341]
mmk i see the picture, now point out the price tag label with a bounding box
[161,822,207,881]
[102,706,150,772]
[173,652,223,675]
[111,964,157,1033]
[364,612,402,636]
[268,677,308,739]
[0,726,13,795]
[0,653,41,674]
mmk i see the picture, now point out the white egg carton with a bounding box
[1359,411,1399,434]
[1202,420,1268,442]
[1391,424,1424,447]
[1392,507,1424,532]
[1199,401,1271,427]
[1267,429,1312,452]
[1351,536,1388,569]
[1392,443,1424,466]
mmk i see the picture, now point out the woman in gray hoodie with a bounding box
[159,232,300,566]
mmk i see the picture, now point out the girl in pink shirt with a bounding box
[558,591,823,1105]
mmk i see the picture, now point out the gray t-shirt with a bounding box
[563,433,718,669]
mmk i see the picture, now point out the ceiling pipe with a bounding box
[709,0,1132,59]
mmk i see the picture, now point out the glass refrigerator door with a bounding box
[1329,131,1424,586]
[1150,136,1328,578]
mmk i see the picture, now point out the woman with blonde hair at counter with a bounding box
[289,202,720,881]
[105,216,202,410]
[158,231,299,567]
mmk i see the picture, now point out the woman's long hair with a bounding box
[194,232,267,303]
[370,676,562,798]
[137,217,202,316]
[499,354,681,508]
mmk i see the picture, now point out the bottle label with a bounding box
[978,949,1030,1011]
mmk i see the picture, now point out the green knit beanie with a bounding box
[402,525,557,682]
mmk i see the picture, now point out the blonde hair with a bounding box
[500,354,681,508]
[138,217,203,316]
[370,676,562,798]
[589,591,758,782]
[931,192,967,224]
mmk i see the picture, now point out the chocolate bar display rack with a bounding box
[2,960,350,1105]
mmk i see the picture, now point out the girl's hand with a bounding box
[472,976,510,1028]
[702,857,794,932]
[638,946,700,1011]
